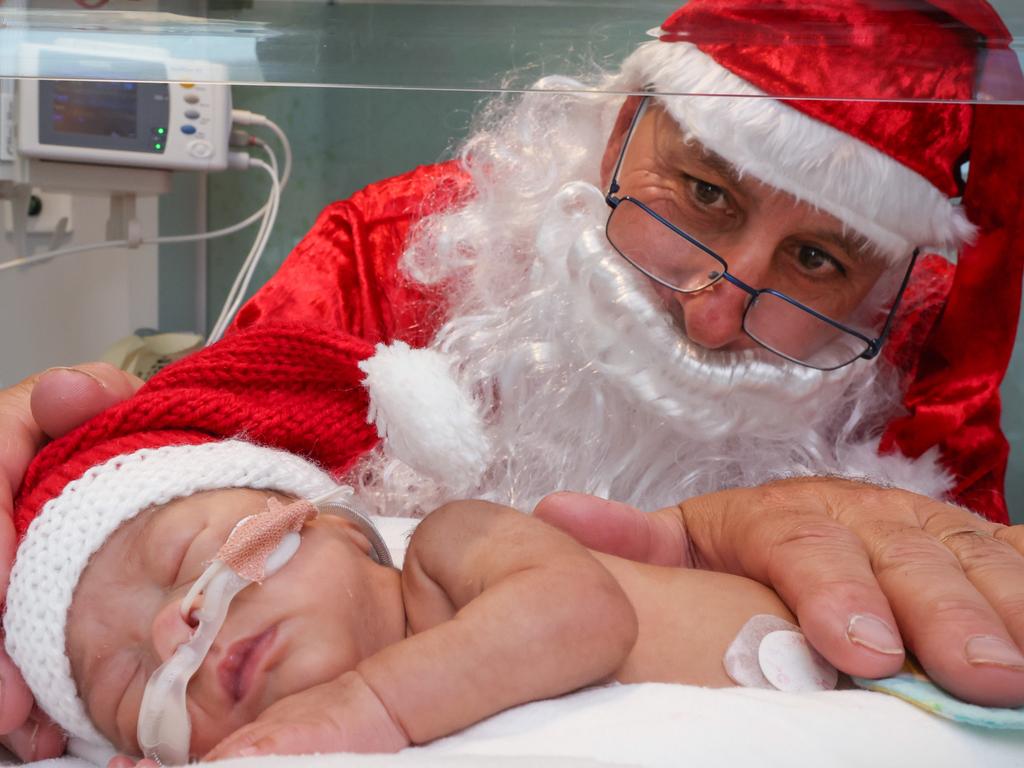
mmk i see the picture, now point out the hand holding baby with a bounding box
[0,365,141,761]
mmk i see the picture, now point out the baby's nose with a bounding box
[150,597,198,663]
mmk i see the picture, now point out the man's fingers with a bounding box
[0,363,139,515]
[0,377,45,513]
[0,364,140,601]
[0,646,33,734]
[533,492,691,566]
[867,524,1024,707]
[681,488,906,679]
[31,364,142,439]
[941,527,1024,658]
[0,707,66,762]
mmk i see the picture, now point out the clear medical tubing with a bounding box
[136,495,391,764]
[136,561,251,766]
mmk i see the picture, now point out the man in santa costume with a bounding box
[0,0,1022,759]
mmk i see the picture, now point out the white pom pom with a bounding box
[358,341,490,489]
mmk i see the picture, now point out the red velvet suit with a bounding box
[15,162,1012,530]
[231,161,1010,523]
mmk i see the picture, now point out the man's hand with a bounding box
[534,479,1024,708]
[0,364,140,760]
[204,670,409,760]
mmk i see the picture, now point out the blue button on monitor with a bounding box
[181,124,197,135]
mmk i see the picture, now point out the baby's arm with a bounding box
[356,499,639,745]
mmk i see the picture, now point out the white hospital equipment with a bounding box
[0,43,291,343]
[14,46,232,172]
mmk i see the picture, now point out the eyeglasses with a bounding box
[604,96,919,371]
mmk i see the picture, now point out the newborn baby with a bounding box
[2,323,832,766]
[65,487,829,763]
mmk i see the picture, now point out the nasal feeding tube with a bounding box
[136,491,392,766]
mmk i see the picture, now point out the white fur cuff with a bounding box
[359,341,491,491]
[4,440,343,750]
[623,40,975,259]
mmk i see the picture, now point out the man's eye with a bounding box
[689,177,727,207]
[797,245,846,277]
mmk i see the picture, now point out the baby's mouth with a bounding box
[218,626,277,703]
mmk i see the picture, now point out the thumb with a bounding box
[534,492,692,567]
[31,363,142,439]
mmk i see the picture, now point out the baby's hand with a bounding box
[203,670,409,760]
[107,756,158,768]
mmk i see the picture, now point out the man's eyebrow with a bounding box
[689,145,745,187]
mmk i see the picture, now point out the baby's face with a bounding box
[66,489,405,757]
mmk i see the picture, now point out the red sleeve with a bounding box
[18,164,485,531]
[230,160,472,348]
[15,323,383,534]
[882,254,1012,524]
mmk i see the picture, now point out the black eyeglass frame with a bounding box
[604,95,920,372]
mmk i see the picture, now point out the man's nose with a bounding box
[151,597,197,663]
[677,246,770,351]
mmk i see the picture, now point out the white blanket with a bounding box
[16,518,1024,768]
[23,685,1024,768]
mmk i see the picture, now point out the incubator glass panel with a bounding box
[0,0,1022,524]
[0,1,1019,100]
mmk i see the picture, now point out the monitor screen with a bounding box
[51,81,138,138]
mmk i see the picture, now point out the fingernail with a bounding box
[29,717,40,761]
[847,614,904,655]
[42,366,107,388]
[965,635,1024,670]
[237,747,261,757]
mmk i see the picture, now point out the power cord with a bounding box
[0,152,277,272]
[205,156,281,344]
[0,110,293,338]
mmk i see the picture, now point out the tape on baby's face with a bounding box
[724,614,838,692]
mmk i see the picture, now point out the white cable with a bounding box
[206,158,280,344]
[206,160,277,342]
[2,115,291,332]
[252,137,280,184]
[0,238,132,273]
[231,110,292,191]
[146,200,267,246]
[217,162,280,334]
[207,163,277,342]
[0,145,282,272]
[261,118,292,190]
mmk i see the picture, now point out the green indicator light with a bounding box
[157,128,166,135]
[154,143,164,151]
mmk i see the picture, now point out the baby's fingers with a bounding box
[203,719,341,761]
[204,672,409,760]
[107,756,158,768]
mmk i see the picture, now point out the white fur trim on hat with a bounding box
[3,440,345,752]
[620,40,976,260]
[359,341,491,491]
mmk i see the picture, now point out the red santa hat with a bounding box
[614,0,1022,519]
[621,1,1020,259]
[1,325,390,752]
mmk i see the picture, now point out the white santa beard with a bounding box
[352,77,953,516]
[353,179,912,516]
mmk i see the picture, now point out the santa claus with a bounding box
[1,0,1023,760]
[227,0,1021,524]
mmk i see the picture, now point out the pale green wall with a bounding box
[158,1,1024,522]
